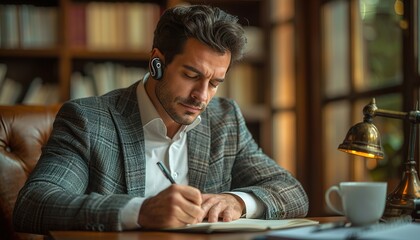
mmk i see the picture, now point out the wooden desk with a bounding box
[49,217,344,240]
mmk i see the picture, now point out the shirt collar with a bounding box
[137,73,201,133]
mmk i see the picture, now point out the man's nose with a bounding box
[191,81,208,102]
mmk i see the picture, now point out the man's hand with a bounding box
[200,193,245,222]
[138,185,205,228]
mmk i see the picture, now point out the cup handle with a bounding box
[325,186,344,215]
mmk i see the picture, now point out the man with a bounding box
[13,5,308,234]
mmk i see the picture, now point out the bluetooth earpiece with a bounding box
[150,57,164,80]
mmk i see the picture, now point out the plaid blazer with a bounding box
[13,82,308,234]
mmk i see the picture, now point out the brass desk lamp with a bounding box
[338,98,420,218]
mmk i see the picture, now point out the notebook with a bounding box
[162,218,319,233]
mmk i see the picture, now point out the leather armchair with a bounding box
[0,104,61,240]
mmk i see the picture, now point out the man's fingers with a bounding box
[166,185,205,222]
[200,194,216,214]
[171,204,203,225]
[139,185,204,228]
[175,185,203,206]
[201,193,244,222]
[206,201,222,222]
[222,207,233,222]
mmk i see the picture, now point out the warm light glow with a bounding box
[350,150,376,158]
[339,149,383,159]
[394,0,404,15]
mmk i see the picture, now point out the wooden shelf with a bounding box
[0,48,60,58]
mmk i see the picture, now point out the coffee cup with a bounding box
[325,182,387,226]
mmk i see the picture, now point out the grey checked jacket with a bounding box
[13,82,308,234]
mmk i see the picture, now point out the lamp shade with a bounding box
[338,121,384,159]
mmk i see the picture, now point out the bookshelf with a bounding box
[0,0,272,155]
[0,0,163,103]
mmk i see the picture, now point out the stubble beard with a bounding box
[156,84,206,125]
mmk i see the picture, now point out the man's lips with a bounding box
[181,103,203,113]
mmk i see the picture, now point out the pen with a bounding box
[311,221,348,232]
[157,161,176,184]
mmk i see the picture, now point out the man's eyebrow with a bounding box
[183,65,202,75]
[182,65,225,82]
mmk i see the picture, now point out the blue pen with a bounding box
[157,161,176,184]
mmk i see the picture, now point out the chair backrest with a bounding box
[0,104,61,240]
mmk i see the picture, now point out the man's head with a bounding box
[152,4,247,66]
[146,5,247,132]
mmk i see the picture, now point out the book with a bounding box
[21,81,59,105]
[0,78,22,104]
[162,218,318,233]
[21,77,43,104]
[86,2,102,49]
[2,4,19,48]
[40,6,58,47]
[114,3,127,50]
[70,71,95,99]
[126,3,145,50]
[18,5,57,48]
[69,3,86,48]
[0,64,7,89]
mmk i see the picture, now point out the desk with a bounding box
[49,217,344,240]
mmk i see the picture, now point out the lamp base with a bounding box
[382,161,420,220]
[383,200,416,219]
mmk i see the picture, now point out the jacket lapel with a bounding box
[110,82,146,196]
[187,112,210,190]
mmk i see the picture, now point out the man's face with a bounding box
[155,38,231,125]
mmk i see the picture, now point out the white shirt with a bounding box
[139,74,200,193]
[120,74,263,229]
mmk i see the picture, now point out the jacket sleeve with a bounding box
[229,100,309,219]
[13,101,134,234]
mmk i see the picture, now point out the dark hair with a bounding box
[153,4,247,65]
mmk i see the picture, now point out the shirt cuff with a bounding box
[120,197,145,230]
[228,191,264,219]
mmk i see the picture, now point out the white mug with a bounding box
[325,182,387,226]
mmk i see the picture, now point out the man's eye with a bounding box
[210,80,221,88]
[184,73,198,79]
